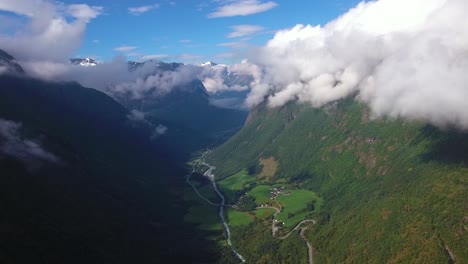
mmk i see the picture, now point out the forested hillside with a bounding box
[208,99,468,263]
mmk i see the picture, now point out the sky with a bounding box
[0,0,361,64]
[1,0,467,130]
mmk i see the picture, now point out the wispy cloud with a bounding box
[178,39,192,43]
[217,41,248,48]
[0,119,60,165]
[208,0,277,18]
[228,24,264,38]
[114,45,138,52]
[140,54,168,61]
[128,4,160,15]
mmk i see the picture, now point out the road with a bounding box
[256,206,280,236]
[278,219,316,240]
[300,228,314,264]
[255,207,315,264]
[186,173,220,206]
[188,152,314,263]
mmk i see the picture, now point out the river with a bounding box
[200,154,246,263]
[193,152,314,263]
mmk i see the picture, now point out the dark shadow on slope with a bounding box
[0,74,219,264]
[419,125,468,167]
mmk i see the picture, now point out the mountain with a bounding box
[201,61,220,67]
[206,98,468,263]
[200,60,253,91]
[0,50,218,264]
[0,49,24,74]
[200,61,253,110]
[114,61,248,156]
[70,57,99,67]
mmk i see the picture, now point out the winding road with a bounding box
[256,206,280,236]
[186,173,220,206]
[301,228,314,264]
[188,152,314,263]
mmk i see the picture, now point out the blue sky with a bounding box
[62,0,362,64]
[1,0,466,128]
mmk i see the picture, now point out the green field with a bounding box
[217,169,255,202]
[226,208,253,227]
[248,185,272,205]
[276,189,322,227]
[254,208,276,219]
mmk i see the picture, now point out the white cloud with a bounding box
[208,0,277,18]
[200,59,261,94]
[140,54,168,61]
[114,45,138,52]
[0,118,59,164]
[67,4,103,22]
[155,124,168,135]
[0,0,102,61]
[245,0,468,129]
[227,24,264,38]
[178,39,192,43]
[128,4,160,15]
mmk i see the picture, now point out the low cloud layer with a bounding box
[245,0,468,129]
[22,56,259,107]
[0,119,59,163]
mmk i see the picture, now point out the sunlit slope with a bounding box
[209,99,468,263]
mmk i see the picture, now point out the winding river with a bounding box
[199,154,246,263]
[190,151,314,263]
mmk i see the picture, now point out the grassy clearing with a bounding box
[226,208,253,227]
[248,185,272,205]
[255,208,276,219]
[217,169,255,202]
[276,189,322,227]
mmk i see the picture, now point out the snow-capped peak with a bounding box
[201,61,217,67]
[201,61,229,69]
[70,58,100,67]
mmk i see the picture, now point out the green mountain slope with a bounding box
[208,99,468,263]
[0,71,217,263]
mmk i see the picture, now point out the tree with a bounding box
[238,195,257,211]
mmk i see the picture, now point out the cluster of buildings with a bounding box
[270,186,290,200]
